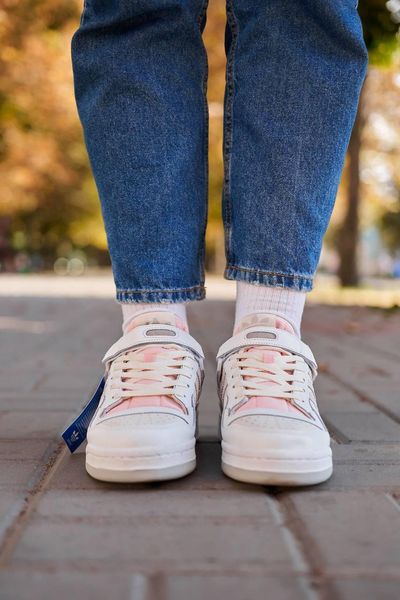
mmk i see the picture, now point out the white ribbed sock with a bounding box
[234,281,306,337]
[121,302,188,334]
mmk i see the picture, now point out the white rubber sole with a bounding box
[86,445,196,483]
[222,450,333,486]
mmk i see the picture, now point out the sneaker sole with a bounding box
[86,447,196,483]
[221,453,333,486]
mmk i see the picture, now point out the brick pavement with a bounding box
[0,288,400,599]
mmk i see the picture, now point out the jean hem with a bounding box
[224,265,313,292]
[116,285,206,304]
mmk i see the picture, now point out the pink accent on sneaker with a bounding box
[108,311,189,415]
[235,314,303,415]
[233,313,294,336]
[125,311,189,333]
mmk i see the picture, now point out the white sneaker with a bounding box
[217,314,332,486]
[86,313,204,482]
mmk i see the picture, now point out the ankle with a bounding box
[234,281,306,337]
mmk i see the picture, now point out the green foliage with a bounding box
[360,0,400,64]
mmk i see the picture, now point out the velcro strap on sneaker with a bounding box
[216,326,317,375]
[102,324,204,365]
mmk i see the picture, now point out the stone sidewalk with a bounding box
[0,293,400,599]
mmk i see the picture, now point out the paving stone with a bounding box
[198,424,219,441]
[0,440,49,488]
[198,404,220,436]
[37,488,270,519]
[307,331,400,420]
[315,375,375,414]
[0,460,40,489]
[0,439,49,462]
[0,571,310,600]
[0,572,131,600]
[36,373,102,393]
[332,578,400,600]
[0,411,71,440]
[312,443,400,491]
[0,490,21,523]
[2,391,98,411]
[198,380,219,418]
[288,490,400,575]
[11,517,291,571]
[0,372,45,394]
[318,461,400,492]
[323,412,400,443]
[162,574,306,600]
[332,442,400,462]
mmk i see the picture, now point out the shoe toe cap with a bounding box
[88,413,193,451]
[224,414,330,456]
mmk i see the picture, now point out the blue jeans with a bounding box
[72,0,367,302]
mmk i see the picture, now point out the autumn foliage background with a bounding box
[1,0,400,285]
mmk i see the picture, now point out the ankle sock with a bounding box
[121,303,188,334]
[234,281,306,337]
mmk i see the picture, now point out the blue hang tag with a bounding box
[62,377,105,453]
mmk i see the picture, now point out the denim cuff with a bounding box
[224,264,313,292]
[116,284,206,304]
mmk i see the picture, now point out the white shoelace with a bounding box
[107,344,196,402]
[231,348,308,404]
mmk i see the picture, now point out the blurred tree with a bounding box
[337,0,400,286]
[0,0,107,271]
[380,198,400,255]
[203,0,227,273]
[1,0,400,277]
[379,170,400,256]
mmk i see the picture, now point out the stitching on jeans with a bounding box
[225,265,314,280]
[223,0,239,266]
[116,285,206,294]
[197,0,210,290]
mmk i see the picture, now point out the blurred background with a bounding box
[1,0,400,302]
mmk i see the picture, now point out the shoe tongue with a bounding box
[235,313,302,415]
[125,310,188,332]
[235,312,295,363]
[109,311,187,416]
[235,313,295,335]
[235,313,294,381]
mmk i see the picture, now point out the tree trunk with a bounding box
[337,81,367,287]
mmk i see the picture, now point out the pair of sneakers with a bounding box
[86,311,332,486]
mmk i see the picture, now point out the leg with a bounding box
[218,1,367,486]
[71,0,208,483]
[223,0,368,290]
[72,0,209,303]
